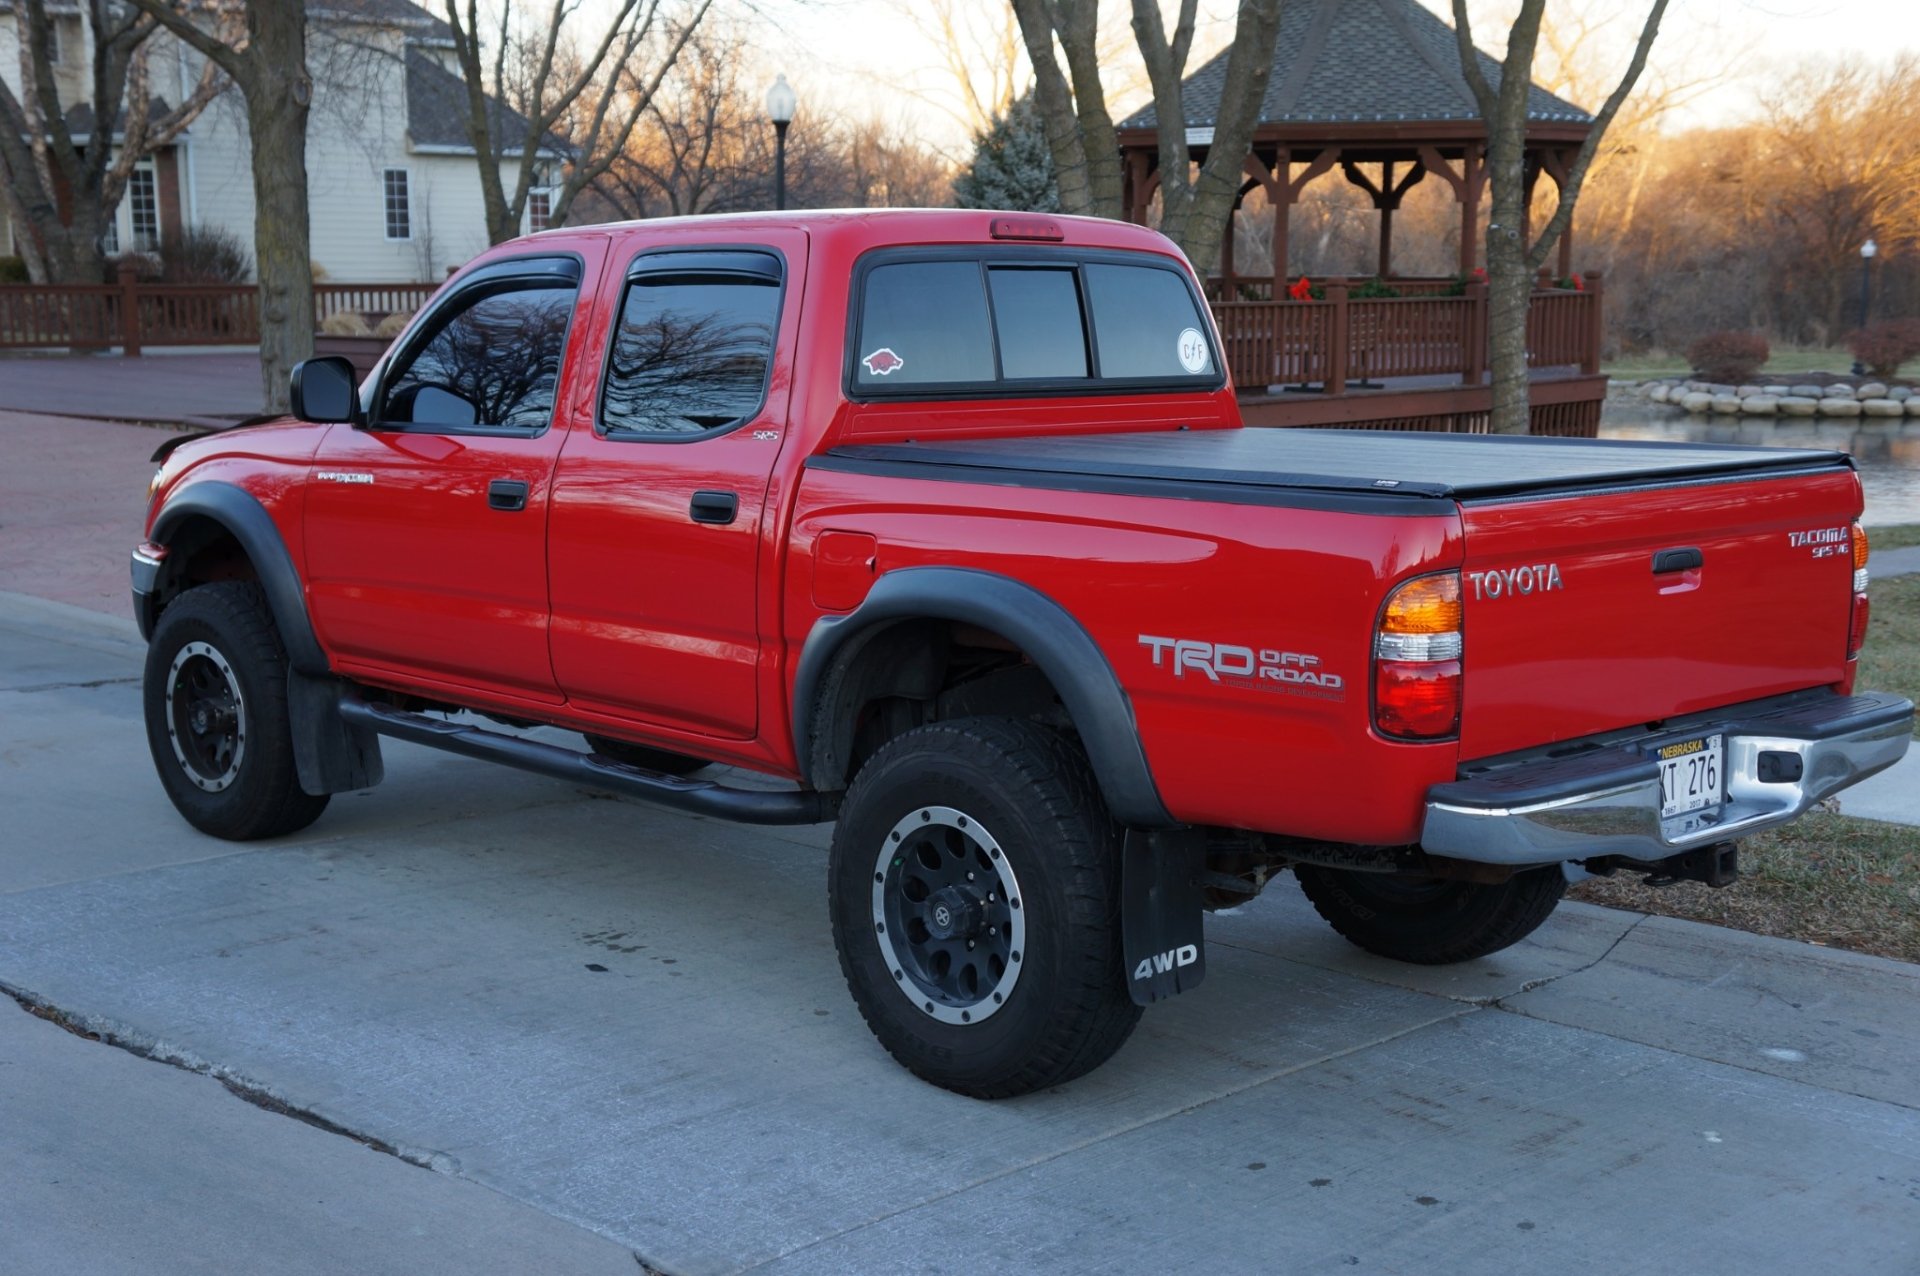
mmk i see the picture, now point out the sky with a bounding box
[752,0,1920,155]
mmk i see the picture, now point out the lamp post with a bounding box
[766,74,797,212]
[1851,237,1878,375]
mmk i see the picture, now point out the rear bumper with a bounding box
[1421,691,1914,866]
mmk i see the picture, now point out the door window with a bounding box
[379,284,575,431]
[600,262,782,436]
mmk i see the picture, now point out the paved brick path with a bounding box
[0,410,166,617]
[0,352,263,421]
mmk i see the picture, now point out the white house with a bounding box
[0,0,560,283]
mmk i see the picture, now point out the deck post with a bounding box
[117,262,142,358]
[1324,277,1348,397]
[1465,279,1488,386]
[1581,271,1604,375]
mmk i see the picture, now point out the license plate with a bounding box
[1653,735,1724,819]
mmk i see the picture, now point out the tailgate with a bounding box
[1457,465,1861,759]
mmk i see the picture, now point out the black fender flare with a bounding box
[792,567,1175,828]
[144,480,328,675]
[142,481,381,795]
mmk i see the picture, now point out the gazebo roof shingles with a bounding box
[1117,0,1590,130]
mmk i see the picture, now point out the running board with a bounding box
[337,698,837,826]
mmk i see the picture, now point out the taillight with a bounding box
[1374,572,1462,739]
[1848,521,1871,659]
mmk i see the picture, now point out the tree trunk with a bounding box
[244,25,313,412]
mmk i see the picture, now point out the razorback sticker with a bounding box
[862,347,905,377]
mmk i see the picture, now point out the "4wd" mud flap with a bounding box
[1121,828,1207,1005]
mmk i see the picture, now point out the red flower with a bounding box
[1572,275,1584,291]
[1288,275,1314,301]
[1472,266,1487,280]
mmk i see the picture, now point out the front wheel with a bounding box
[143,582,329,841]
[828,718,1140,1098]
[1293,862,1565,965]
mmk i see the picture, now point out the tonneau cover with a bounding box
[829,428,1849,501]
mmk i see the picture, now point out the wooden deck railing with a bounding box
[0,267,441,355]
[1210,274,1600,394]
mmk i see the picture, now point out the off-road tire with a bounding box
[584,735,709,776]
[1294,862,1565,965]
[143,582,329,841]
[828,718,1141,1098]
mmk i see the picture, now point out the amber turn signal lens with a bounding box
[1381,573,1462,635]
[1852,522,1870,572]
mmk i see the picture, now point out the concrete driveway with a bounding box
[0,350,264,420]
[2,591,1915,1275]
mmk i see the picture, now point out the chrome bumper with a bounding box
[1421,692,1914,866]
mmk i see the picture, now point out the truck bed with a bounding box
[824,428,1851,504]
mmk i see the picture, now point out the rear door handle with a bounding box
[488,479,529,511]
[1652,546,1703,574]
[690,490,738,525]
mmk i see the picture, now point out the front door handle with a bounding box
[690,490,738,525]
[488,479,529,511]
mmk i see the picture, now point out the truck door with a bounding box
[303,253,598,705]
[546,233,806,740]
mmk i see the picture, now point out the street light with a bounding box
[766,74,797,212]
[1852,237,1878,375]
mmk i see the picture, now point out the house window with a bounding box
[528,189,551,233]
[383,169,411,240]
[129,163,160,252]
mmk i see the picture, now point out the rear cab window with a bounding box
[849,247,1219,398]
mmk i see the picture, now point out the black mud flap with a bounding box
[1121,828,1207,1006]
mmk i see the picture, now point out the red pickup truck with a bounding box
[134,209,1911,1097]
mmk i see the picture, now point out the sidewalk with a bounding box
[2,587,1918,1275]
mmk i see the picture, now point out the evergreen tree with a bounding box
[953,94,1060,213]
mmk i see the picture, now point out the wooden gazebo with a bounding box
[1116,0,1593,291]
[1114,0,1607,436]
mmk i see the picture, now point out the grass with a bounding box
[1867,523,1920,552]
[1858,573,1920,735]
[1601,348,1909,382]
[1569,812,1920,963]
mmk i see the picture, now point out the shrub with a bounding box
[372,310,414,338]
[319,310,373,337]
[1685,329,1769,382]
[0,255,27,284]
[160,225,251,283]
[1351,276,1401,299]
[1847,319,1920,379]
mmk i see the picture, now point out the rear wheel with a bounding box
[828,718,1140,1098]
[1293,863,1565,965]
[143,583,329,841]
[583,735,709,776]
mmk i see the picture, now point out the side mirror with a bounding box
[290,356,361,425]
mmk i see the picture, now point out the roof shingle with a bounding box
[1118,0,1590,131]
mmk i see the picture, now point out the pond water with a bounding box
[1600,400,1920,527]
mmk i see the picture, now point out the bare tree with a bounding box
[0,1,226,283]
[1008,0,1120,218]
[1450,0,1667,433]
[897,0,1023,142]
[128,0,314,412]
[1130,0,1280,273]
[442,0,713,243]
[1010,0,1281,272]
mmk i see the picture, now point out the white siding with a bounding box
[0,15,517,283]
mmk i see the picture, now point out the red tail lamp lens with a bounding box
[1375,659,1461,739]
[1849,593,1872,661]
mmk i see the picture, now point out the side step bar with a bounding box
[338,698,838,826]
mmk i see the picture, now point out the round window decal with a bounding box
[1176,327,1209,373]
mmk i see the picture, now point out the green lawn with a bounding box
[1867,523,1920,552]
[1602,348,1905,382]
[1859,572,1920,736]
[1569,811,1920,962]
